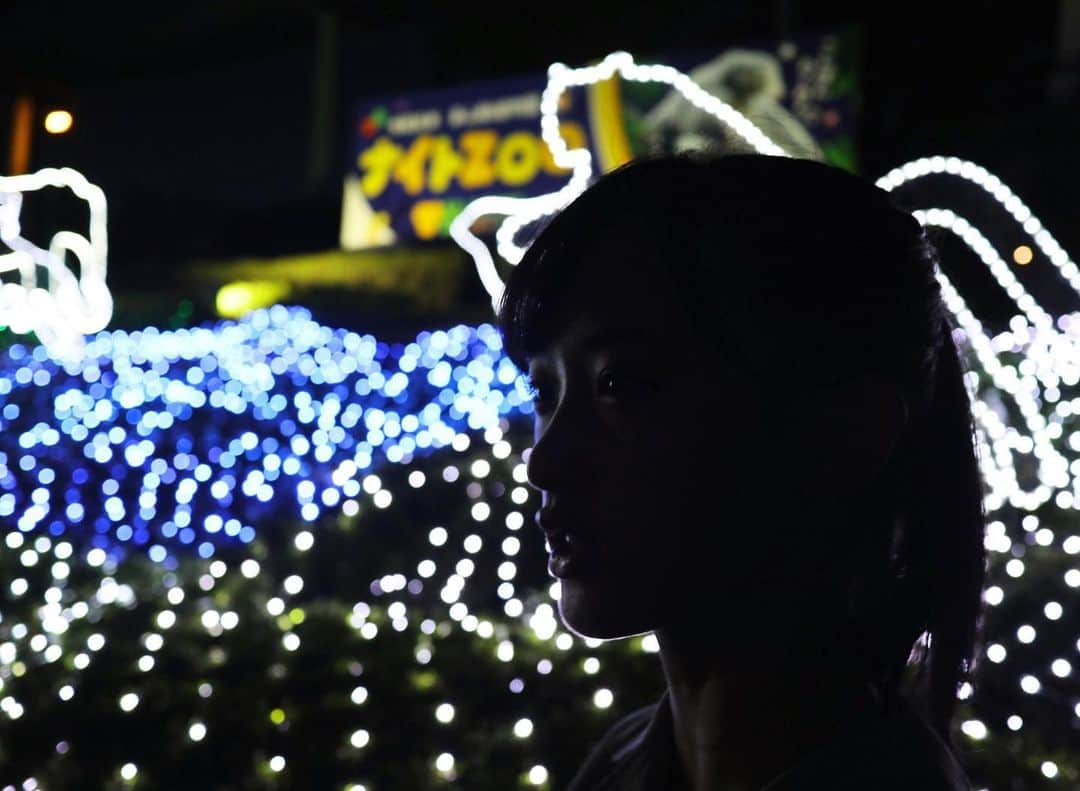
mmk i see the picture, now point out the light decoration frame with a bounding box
[0,167,113,358]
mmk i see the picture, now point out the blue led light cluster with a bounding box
[0,305,532,566]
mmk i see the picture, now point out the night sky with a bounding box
[2,1,1077,328]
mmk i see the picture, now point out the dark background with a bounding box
[2,0,1078,328]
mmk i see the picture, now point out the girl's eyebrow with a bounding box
[576,326,654,351]
[526,326,657,371]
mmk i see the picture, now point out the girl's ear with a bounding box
[792,373,909,507]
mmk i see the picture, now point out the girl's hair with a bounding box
[497,154,988,744]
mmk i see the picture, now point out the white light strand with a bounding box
[0,168,112,358]
[450,50,1080,515]
[449,51,785,312]
[876,157,1080,296]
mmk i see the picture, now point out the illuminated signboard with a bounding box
[341,30,856,250]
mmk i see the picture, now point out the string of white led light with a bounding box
[449,52,784,313]
[876,157,1080,295]
[0,167,113,357]
[449,51,1080,515]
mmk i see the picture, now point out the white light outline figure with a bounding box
[0,167,113,358]
[448,50,1080,516]
[448,51,785,312]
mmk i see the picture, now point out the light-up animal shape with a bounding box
[641,49,823,160]
[449,51,1080,514]
[0,167,113,358]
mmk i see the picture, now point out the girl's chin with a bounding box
[557,585,657,641]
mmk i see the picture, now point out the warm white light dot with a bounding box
[986,644,1006,663]
[269,756,285,772]
[1007,715,1023,731]
[528,765,548,785]
[1017,625,1036,644]
[138,655,155,672]
[436,703,455,723]
[156,611,176,629]
[593,688,614,709]
[119,692,139,712]
[283,575,304,595]
[1044,601,1063,620]
[1041,761,1058,779]
[1051,658,1071,677]
[471,460,490,478]
[240,559,261,578]
[188,722,206,741]
[1066,569,1080,588]
[429,527,447,546]
[408,471,426,488]
[282,633,301,651]
[982,586,1003,606]
[960,720,987,740]
[44,109,74,134]
[1020,675,1041,694]
[464,534,483,553]
[514,717,533,738]
[1005,559,1025,578]
[209,560,227,578]
[583,657,600,674]
[497,640,514,661]
[58,685,74,701]
[350,729,370,748]
[373,489,392,508]
[294,531,314,551]
[350,686,368,705]
[435,753,455,773]
[471,502,490,521]
[120,763,137,781]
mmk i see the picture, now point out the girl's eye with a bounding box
[598,368,656,401]
[597,368,618,397]
[527,376,555,414]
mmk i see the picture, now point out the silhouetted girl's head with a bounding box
[501,153,986,742]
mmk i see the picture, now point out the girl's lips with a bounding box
[548,532,599,579]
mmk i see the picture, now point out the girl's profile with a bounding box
[498,154,985,790]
